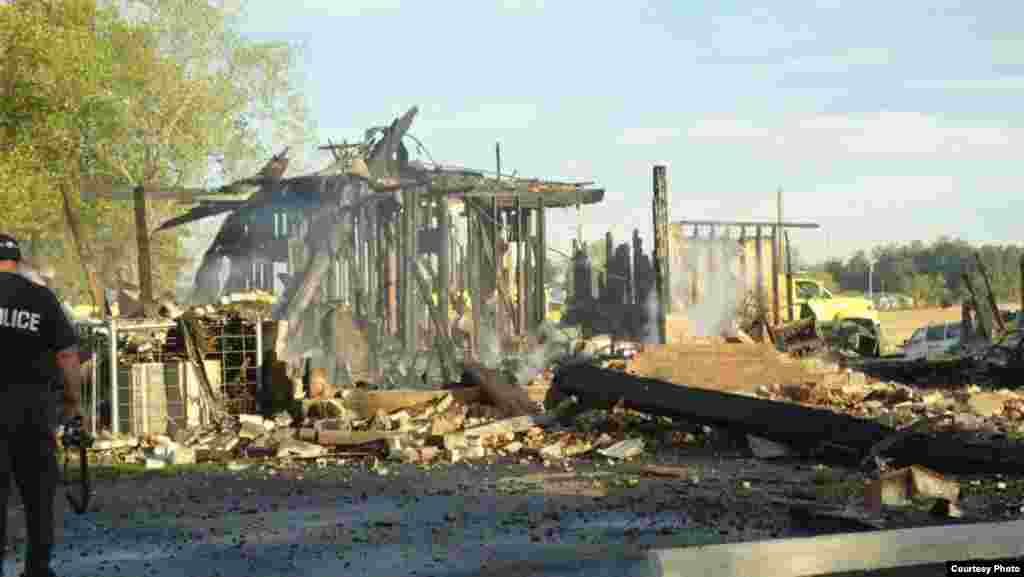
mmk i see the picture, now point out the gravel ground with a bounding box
[2,444,1018,576]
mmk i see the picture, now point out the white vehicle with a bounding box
[903,322,962,362]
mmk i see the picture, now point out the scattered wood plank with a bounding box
[443,414,556,449]
[315,430,405,447]
[341,388,481,419]
[460,413,555,438]
[648,519,1024,577]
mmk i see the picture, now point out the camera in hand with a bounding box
[61,416,93,450]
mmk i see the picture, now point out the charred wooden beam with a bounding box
[367,203,380,378]
[437,197,451,349]
[535,204,546,329]
[652,166,670,344]
[553,364,1024,474]
[554,363,890,454]
[401,186,419,351]
[467,201,480,357]
[786,230,795,322]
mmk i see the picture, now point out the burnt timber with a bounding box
[552,363,1024,474]
[156,106,606,389]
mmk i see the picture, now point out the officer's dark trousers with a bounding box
[0,387,58,576]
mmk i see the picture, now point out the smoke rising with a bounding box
[678,237,743,338]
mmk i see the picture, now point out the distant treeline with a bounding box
[816,237,1024,307]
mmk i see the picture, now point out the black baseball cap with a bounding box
[0,234,22,262]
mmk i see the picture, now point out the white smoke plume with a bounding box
[637,236,744,341]
[681,238,743,338]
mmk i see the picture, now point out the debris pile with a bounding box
[755,375,1024,437]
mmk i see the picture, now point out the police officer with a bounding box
[0,234,81,577]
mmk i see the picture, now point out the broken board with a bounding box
[648,519,1024,577]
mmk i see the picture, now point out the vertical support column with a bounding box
[401,187,419,352]
[91,328,99,435]
[515,199,524,336]
[133,185,153,316]
[108,317,119,435]
[255,317,264,399]
[388,216,398,338]
[522,209,533,329]
[605,230,614,304]
[467,201,480,357]
[755,226,764,313]
[772,187,782,326]
[438,194,451,345]
[535,203,546,328]
[632,229,642,305]
[1019,254,1024,317]
[652,165,670,344]
[785,230,795,322]
[367,204,380,378]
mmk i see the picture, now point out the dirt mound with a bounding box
[627,341,819,394]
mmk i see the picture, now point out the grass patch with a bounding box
[61,460,225,482]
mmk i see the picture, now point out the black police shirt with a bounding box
[0,272,79,386]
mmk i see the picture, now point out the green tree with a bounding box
[0,0,126,306]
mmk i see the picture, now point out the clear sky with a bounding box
[236,0,1024,266]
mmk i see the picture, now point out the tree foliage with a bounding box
[820,237,1023,307]
[0,0,315,306]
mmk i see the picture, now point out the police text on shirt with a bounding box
[0,307,40,333]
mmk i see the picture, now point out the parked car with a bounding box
[903,321,962,362]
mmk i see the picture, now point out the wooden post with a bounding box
[515,200,524,336]
[401,186,419,352]
[1019,254,1024,316]
[468,201,481,357]
[652,165,670,344]
[755,226,764,311]
[133,184,153,316]
[521,209,533,329]
[383,216,393,336]
[604,230,613,303]
[632,229,642,306]
[367,202,380,378]
[493,143,503,344]
[437,195,451,345]
[785,230,795,322]
[535,203,546,328]
[772,188,782,326]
